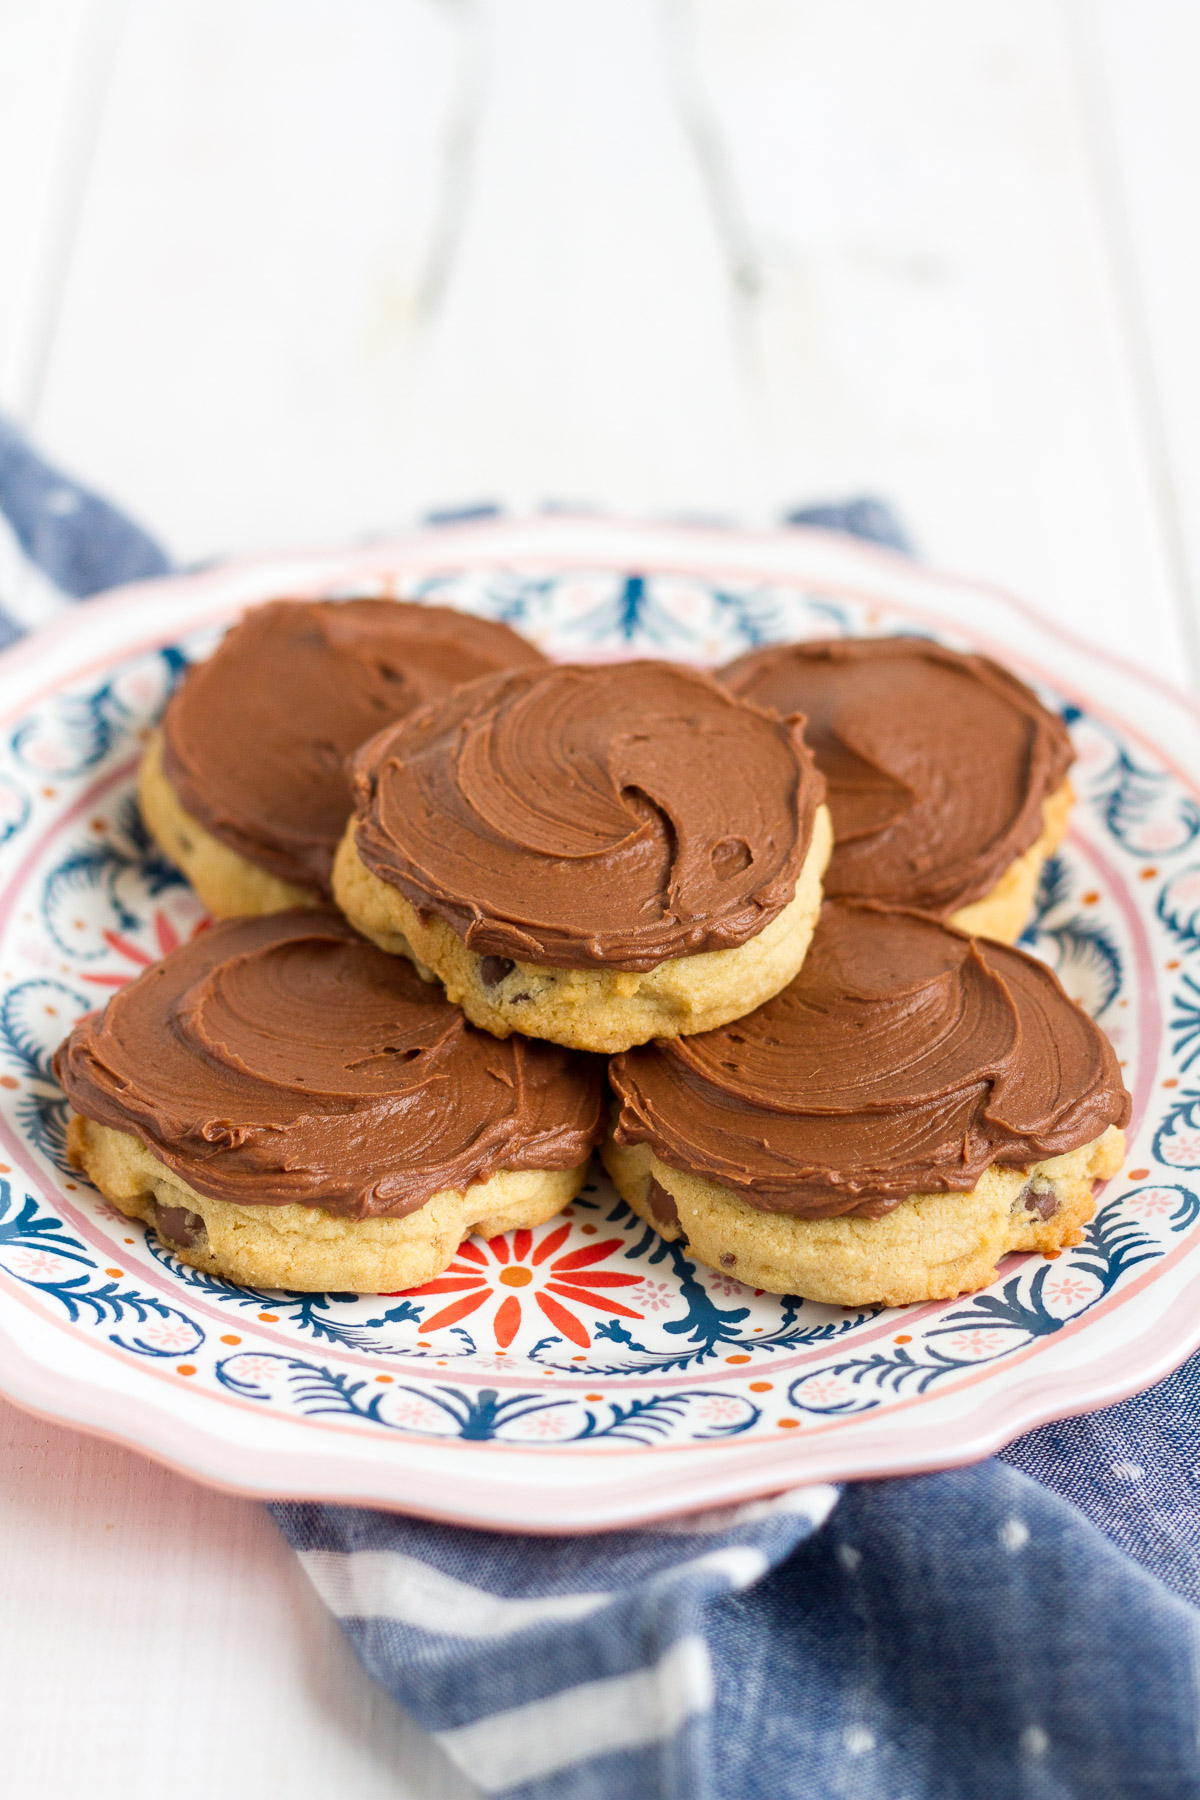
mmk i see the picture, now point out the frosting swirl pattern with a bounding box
[54,912,604,1220]
[610,900,1130,1218]
[349,660,825,972]
[161,598,545,894]
[720,637,1073,915]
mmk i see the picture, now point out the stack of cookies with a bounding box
[54,597,1130,1309]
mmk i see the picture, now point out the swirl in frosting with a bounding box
[54,912,604,1220]
[161,598,545,894]
[610,901,1129,1218]
[720,637,1073,915]
[348,659,825,971]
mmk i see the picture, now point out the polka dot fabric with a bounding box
[7,424,1199,1798]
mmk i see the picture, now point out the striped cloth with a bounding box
[7,420,1200,1799]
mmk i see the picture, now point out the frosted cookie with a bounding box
[720,637,1074,942]
[605,900,1130,1306]
[141,598,545,917]
[54,911,604,1293]
[333,660,833,1054]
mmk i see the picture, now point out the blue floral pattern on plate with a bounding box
[0,563,1188,1452]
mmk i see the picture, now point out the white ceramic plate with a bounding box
[0,515,1195,1530]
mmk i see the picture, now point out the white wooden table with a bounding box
[1,3,1197,1792]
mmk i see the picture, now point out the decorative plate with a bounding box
[0,516,1196,1531]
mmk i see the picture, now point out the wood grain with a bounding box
[0,3,1193,1793]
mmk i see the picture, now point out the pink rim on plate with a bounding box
[0,515,1196,1531]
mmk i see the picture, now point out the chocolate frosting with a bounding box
[610,900,1129,1218]
[720,637,1073,915]
[161,599,545,894]
[349,660,825,972]
[54,912,604,1220]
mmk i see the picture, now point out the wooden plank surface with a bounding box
[0,1395,472,1798]
[1074,0,1200,681]
[0,0,119,413]
[0,2,1195,1794]
[677,0,1191,683]
[3,0,1189,681]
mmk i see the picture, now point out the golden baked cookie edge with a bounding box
[138,731,319,919]
[949,779,1074,944]
[331,803,833,1053]
[67,1113,587,1294]
[601,1124,1125,1308]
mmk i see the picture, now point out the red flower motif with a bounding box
[1043,1275,1098,1308]
[393,1222,645,1349]
[83,908,208,987]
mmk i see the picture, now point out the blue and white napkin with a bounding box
[6,421,1200,1800]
